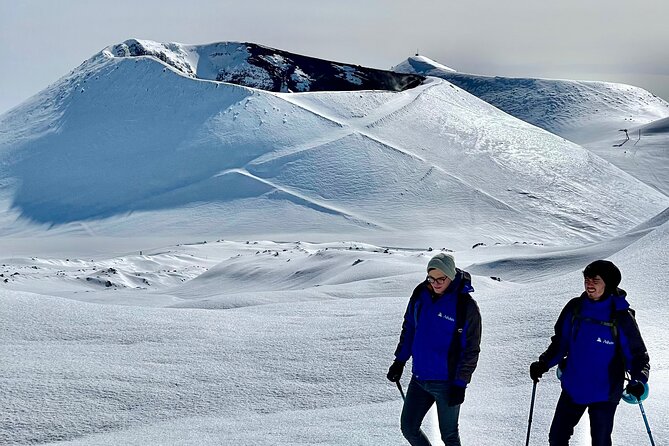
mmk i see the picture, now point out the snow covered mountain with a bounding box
[1,39,666,248]
[393,55,669,144]
[2,41,669,446]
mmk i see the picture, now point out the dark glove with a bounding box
[386,360,405,382]
[448,384,466,406]
[625,380,645,399]
[530,361,549,382]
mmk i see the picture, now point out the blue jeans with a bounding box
[549,391,618,446]
[401,377,461,446]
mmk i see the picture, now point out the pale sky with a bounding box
[1,0,668,114]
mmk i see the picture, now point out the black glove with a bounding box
[448,384,466,406]
[530,361,549,382]
[625,380,645,399]
[386,360,405,382]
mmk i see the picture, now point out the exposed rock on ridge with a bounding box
[110,39,424,93]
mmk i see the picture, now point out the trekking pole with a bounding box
[624,378,656,446]
[525,380,538,446]
[637,400,656,446]
[396,381,406,401]
[395,381,433,446]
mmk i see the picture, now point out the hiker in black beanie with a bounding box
[529,260,650,446]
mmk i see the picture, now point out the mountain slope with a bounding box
[0,41,667,248]
[393,55,669,144]
[580,115,669,196]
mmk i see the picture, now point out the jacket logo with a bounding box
[437,312,455,322]
[596,337,615,345]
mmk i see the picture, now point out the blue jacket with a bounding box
[394,270,482,385]
[540,290,650,404]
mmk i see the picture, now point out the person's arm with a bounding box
[453,299,482,385]
[393,285,421,362]
[618,310,650,383]
[538,298,578,368]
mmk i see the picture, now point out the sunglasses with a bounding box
[426,275,449,285]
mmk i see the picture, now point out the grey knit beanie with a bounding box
[427,253,456,280]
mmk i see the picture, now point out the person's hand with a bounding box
[625,380,645,399]
[448,384,466,406]
[530,361,548,382]
[386,360,405,382]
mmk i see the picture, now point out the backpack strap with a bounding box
[571,298,619,340]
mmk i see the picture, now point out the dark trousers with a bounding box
[549,391,618,446]
[400,377,461,446]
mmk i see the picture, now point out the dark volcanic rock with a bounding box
[111,40,423,93]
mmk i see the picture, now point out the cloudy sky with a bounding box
[1,0,668,114]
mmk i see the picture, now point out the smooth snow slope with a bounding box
[393,55,669,144]
[583,115,669,196]
[0,42,667,249]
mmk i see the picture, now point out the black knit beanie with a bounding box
[583,260,621,295]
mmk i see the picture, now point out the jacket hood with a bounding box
[612,288,629,311]
[457,269,475,294]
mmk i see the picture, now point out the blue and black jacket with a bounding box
[394,269,482,386]
[539,289,650,404]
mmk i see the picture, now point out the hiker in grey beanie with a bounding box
[427,253,456,281]
[387,253,482,446]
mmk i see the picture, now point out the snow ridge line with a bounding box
[214,168,390,230]
[250,82,437,166]
[266,80,435,163]
[275,78,439,131]
[263,81,520,214]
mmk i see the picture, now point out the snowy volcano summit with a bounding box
[111,39,423,93]
[0,40,667,247]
